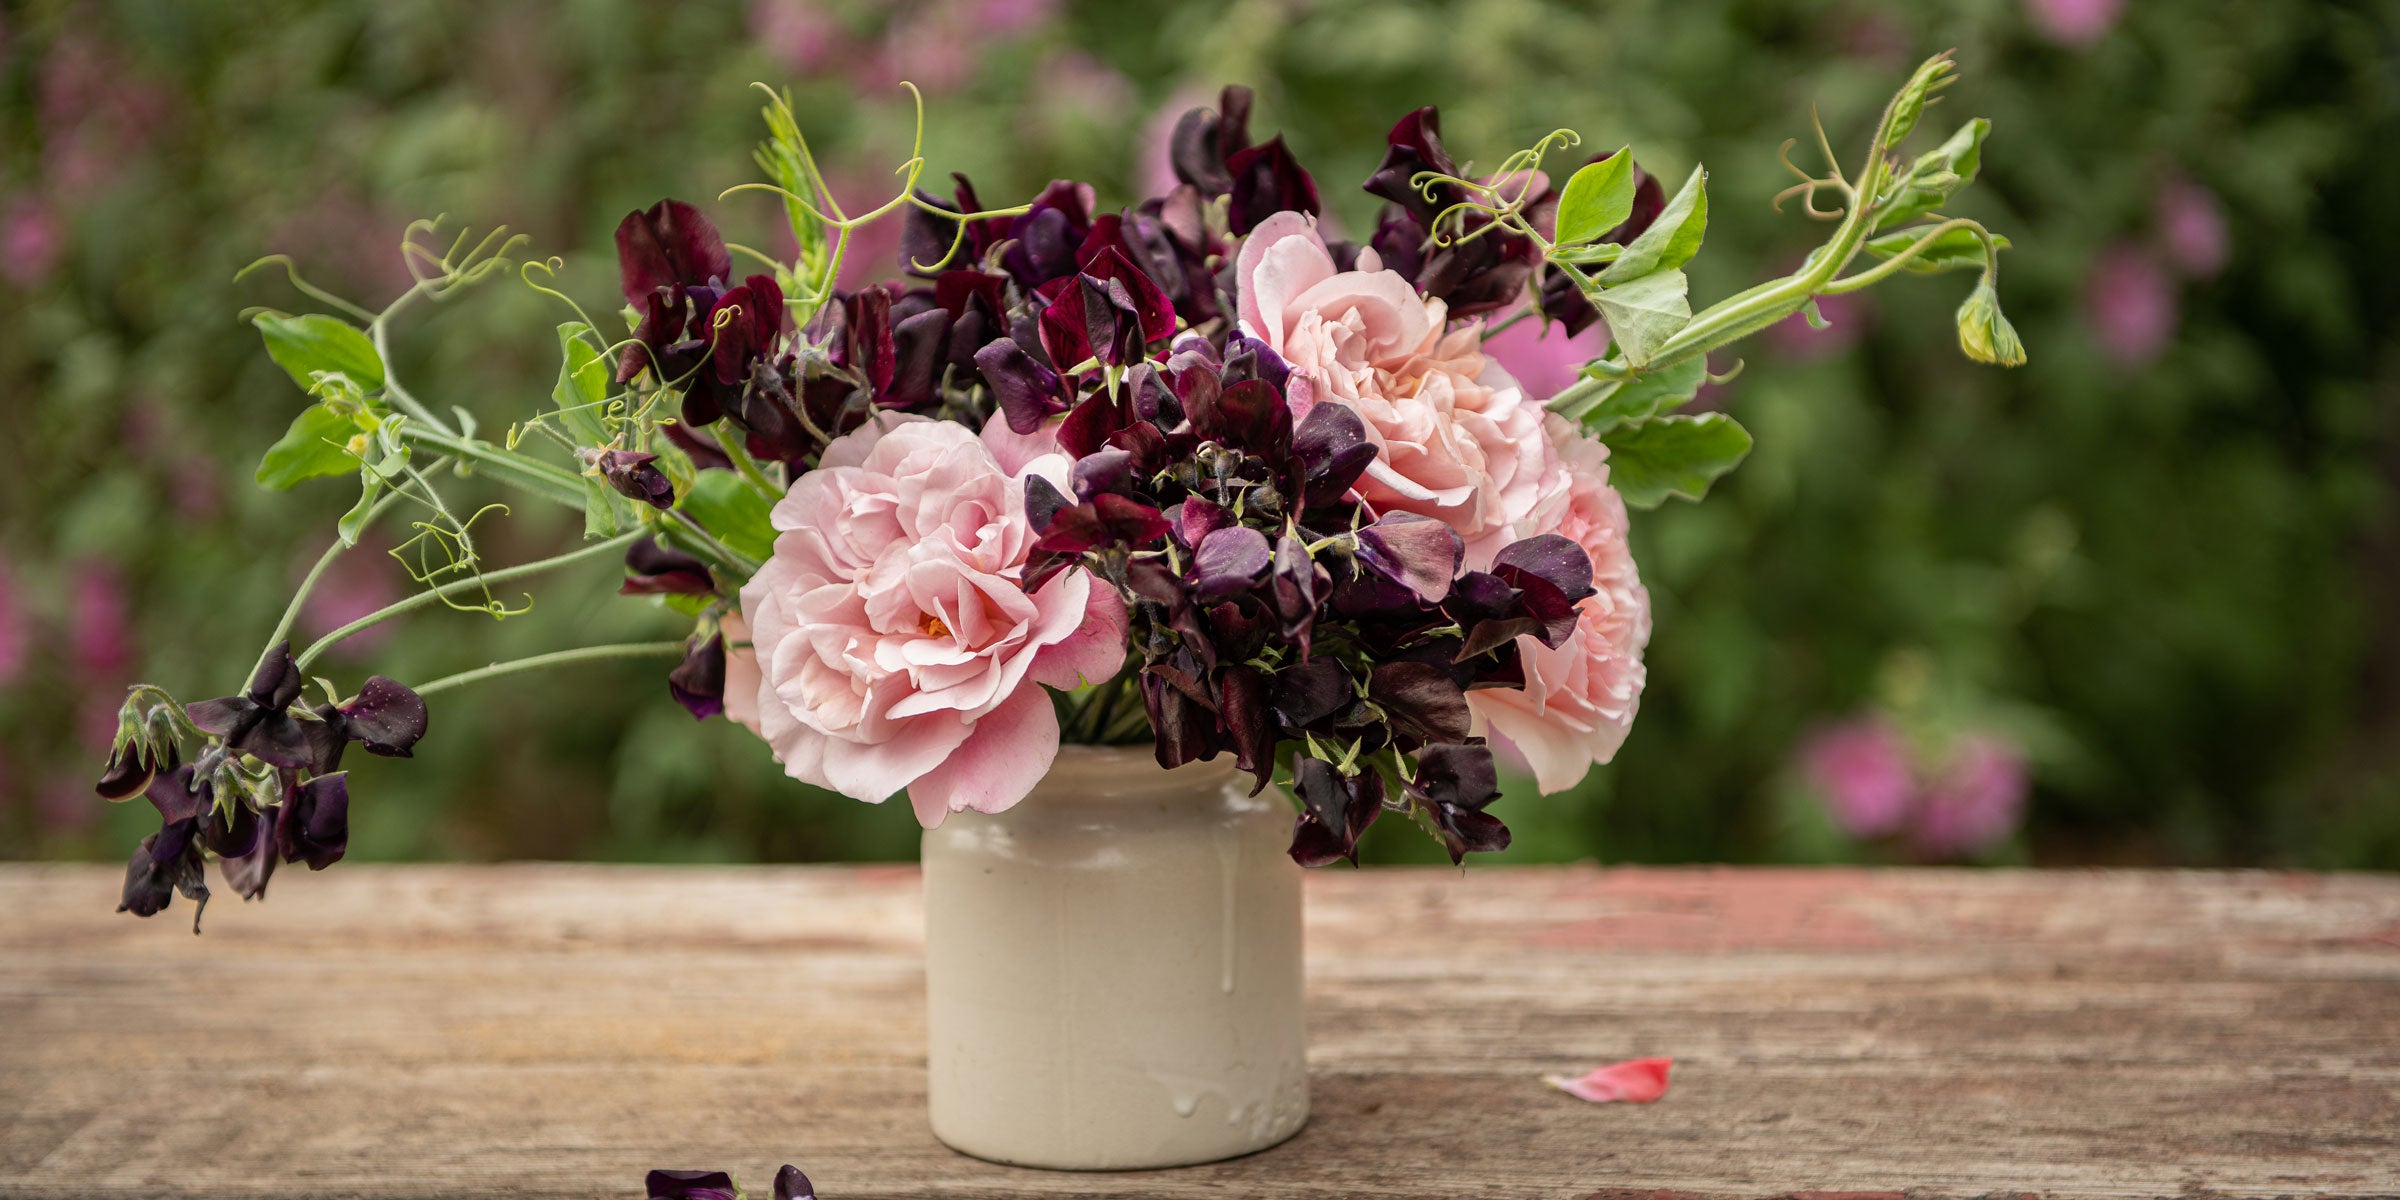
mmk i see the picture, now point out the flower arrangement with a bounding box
[97,54,2020,928]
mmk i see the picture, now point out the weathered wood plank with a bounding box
[0,865,2394,1199]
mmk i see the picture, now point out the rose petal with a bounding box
[1542,1056,1673,1104]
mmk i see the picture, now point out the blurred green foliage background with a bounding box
[3,0,2395,870]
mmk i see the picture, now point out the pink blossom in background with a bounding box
[1543,1057,1673,1104]
[1800,718,1916,838]
[974,0,1058,36]
[1481,311,1608,402]
[1766,289,1869,362]
[0,565,26,689]
[70,562,131,685]
[2025,0,2126,47]
[2084,243,2178,368]
[1913,735,2031,857]
[2154,174,2230,279]
[301,539,403,657]
[1036,51,1134,127]
[749,0,844,73]
[1,199,62,287]
[39,769,99,835]
[1135,90,1202,200]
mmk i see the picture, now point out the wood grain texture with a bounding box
[1,864,2394,1200]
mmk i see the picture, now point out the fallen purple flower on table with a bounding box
[1543,1056,1673,1104]
[644,1165,814,1200]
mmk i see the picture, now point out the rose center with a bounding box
[919,613,952,639]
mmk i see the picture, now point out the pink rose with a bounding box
[1237,211,1561,566]
[1465,418,1651,792]
[738,415,1127,827]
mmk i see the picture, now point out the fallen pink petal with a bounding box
[1543,1056,1674,1104]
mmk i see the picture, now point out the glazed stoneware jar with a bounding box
[920,746,1308,1169]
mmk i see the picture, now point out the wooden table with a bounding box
[1,865,2395,1199]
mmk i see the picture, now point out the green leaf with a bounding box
[1883,54,1959,148]
[1863,225,2010,275]
[1591,269,1691,368]
[551,323,613,445]
[1598,164,1706,285]
[255,403,364,489]
[1873,118,1988,231]
[581,475,623,540]
[1575,356,1708,436]
[677,469,777,562]
[254,313,385,393]
[337,471,385,546]
[1553,147,1635,247]
[1601,413,1754,508]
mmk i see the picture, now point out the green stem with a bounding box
[370,289,457,438]
[410,641,688,700]
[662,510,764,578]
[398,425,588,509]
[713,423,783,497]
[249,475,426,679]
[1550,55,1945,413]
[295,529,645,671]
[1817,217,1988,295]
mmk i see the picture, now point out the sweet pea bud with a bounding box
[1955,278,2026,367]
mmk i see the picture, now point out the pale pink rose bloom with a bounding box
[740,415,1127,827]
[1237,211,1561,567]
[2085,243,2177,368]
[2025,0,2125,47]
[2155,174,2229,279]
[1465,419,1650,792]
[1912,734,2029,857]
[721,609,762,738]
[1798,717,1916,838]
[1542,1056,1672,1104]
[1479,311,1606,402]
[978,409,1063,476]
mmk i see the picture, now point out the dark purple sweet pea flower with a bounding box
[1225,136,1322,236]
[669,632,726,720]
[774,1165,817,1200]
[616,199,732,305]
[1408,741,1510,863]
[1269,537,1329,656]
[1269,656,1352,729]
[118,816,209,931]
[1000,179,1099,290]
[622,537,717,597]
[976,337,1072,434]
[1036,247,1175,369]
[1490,533,1597,649]
[220,819,277,901]
[1141,663,1225,769]
[1194,526,1273,597]
[646,1170,740,1200]
[1289,400,1376,507]
[1170,85,1254,196]
[1368,661,1473,748]
[184,642,314,770]
[144,762,211,826]
[1363,107,1460,225]
[276,772,350,871]
[1354,513,1464,605]
[96,737,172,801]
[595,449,675,509]
[1180,370,1291,456]
[1288,755,1386,867]
[304,675,429,774]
